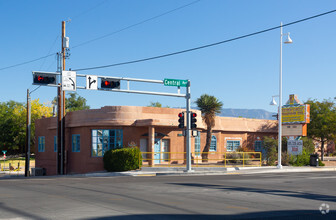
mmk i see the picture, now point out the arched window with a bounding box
[210,135,217,151]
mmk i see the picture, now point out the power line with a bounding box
[73,9,336,72]
[0,0,200,72]
[0,53,56,71]
[71,0,201,49]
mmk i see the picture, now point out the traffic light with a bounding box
[191,112,197,128]
[178,112,184,128]
[101,78,120,89]
[33,73,56,85]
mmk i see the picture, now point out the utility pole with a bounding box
[57,21,66,175]
[185,80,192,172]
[25,89,31,177]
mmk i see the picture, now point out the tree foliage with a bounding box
[53,92,90,112]
[305,99,336,160]
[0,99,52,154]
[195,94,223,156]
[148,102,162,108]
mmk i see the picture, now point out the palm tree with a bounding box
[195,94,223,158]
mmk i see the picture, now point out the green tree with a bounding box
[195,94,223,158]
[0,101,24,153]
[0,99,52,154]
[305,99,336,161]
[53,92,90,112]
[148,102,162,108]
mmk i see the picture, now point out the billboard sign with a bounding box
[282,104,310,124]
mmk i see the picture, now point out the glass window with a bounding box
[195,131,201,156]
[254,140,263,152]
[226,140,240,152]
[72,135,80,152]
[38,136,45,152]
[91,129,123,157]
[210,135,217,152]
[54,136,57,152]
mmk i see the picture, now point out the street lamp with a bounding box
[274,22,292,169]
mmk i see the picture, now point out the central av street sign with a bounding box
[163,78,188,87]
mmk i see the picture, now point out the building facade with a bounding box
[35,106,277,175]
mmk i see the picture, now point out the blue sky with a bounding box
[1,0,335,112]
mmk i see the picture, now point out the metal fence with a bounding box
[0,157,35,174]
[139,152,262,168]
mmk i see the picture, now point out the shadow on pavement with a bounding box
[169,183,336,202]
[86,210,335,220]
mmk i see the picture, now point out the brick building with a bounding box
[35,106,277,175]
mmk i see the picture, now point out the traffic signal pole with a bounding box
[185,80,192,172]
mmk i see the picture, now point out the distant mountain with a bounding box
[219,108,276,120]
[175,107,276,120]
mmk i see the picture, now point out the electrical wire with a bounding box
[0,53,55,72]
[0,0,200,72]
[71,0,201,49]
[73,9,336,72]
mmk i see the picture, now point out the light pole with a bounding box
[276,22,292,169]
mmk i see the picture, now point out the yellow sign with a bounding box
[282,105,310,124]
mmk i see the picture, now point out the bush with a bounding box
[281,152,291,166]
[262,137,277,166]
[103,147,142,172]
[289,149,310,166]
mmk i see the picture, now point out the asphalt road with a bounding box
[0,172,335,219]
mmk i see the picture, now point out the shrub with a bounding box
[289,149,310,166]
[319,160,325,166]
[262,137,277,166]
[226,152,242,164]
[281,152,291,166]
[103,147,142,172]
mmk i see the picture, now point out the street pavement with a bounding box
[0,167,336,219]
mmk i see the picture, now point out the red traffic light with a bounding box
[191,112,197,117]
[101,78,120,89]
[178,113,183,117]
[33,73,56,85]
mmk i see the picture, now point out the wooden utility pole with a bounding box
[57,21,66,175]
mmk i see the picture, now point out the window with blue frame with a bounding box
[38,136,45,152]
[254,140,263,152]
[72,135,80,152]
[210,135,217,151]
[91,129,123,157]
[54,136,57,152]
[226,140,240,151]
[195,131,201,156]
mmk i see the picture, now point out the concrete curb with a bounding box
[2,166,336,179]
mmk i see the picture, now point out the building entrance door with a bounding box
[154,139,161,164]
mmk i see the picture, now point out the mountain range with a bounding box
[219,108,276,120]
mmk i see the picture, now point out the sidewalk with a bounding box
[80,165,336,178]
[1,166,336,179]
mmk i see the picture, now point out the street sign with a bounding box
[164,78,188,87]
[62,71,76,91]
[86,75,98,90]
[287,140,303,155]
